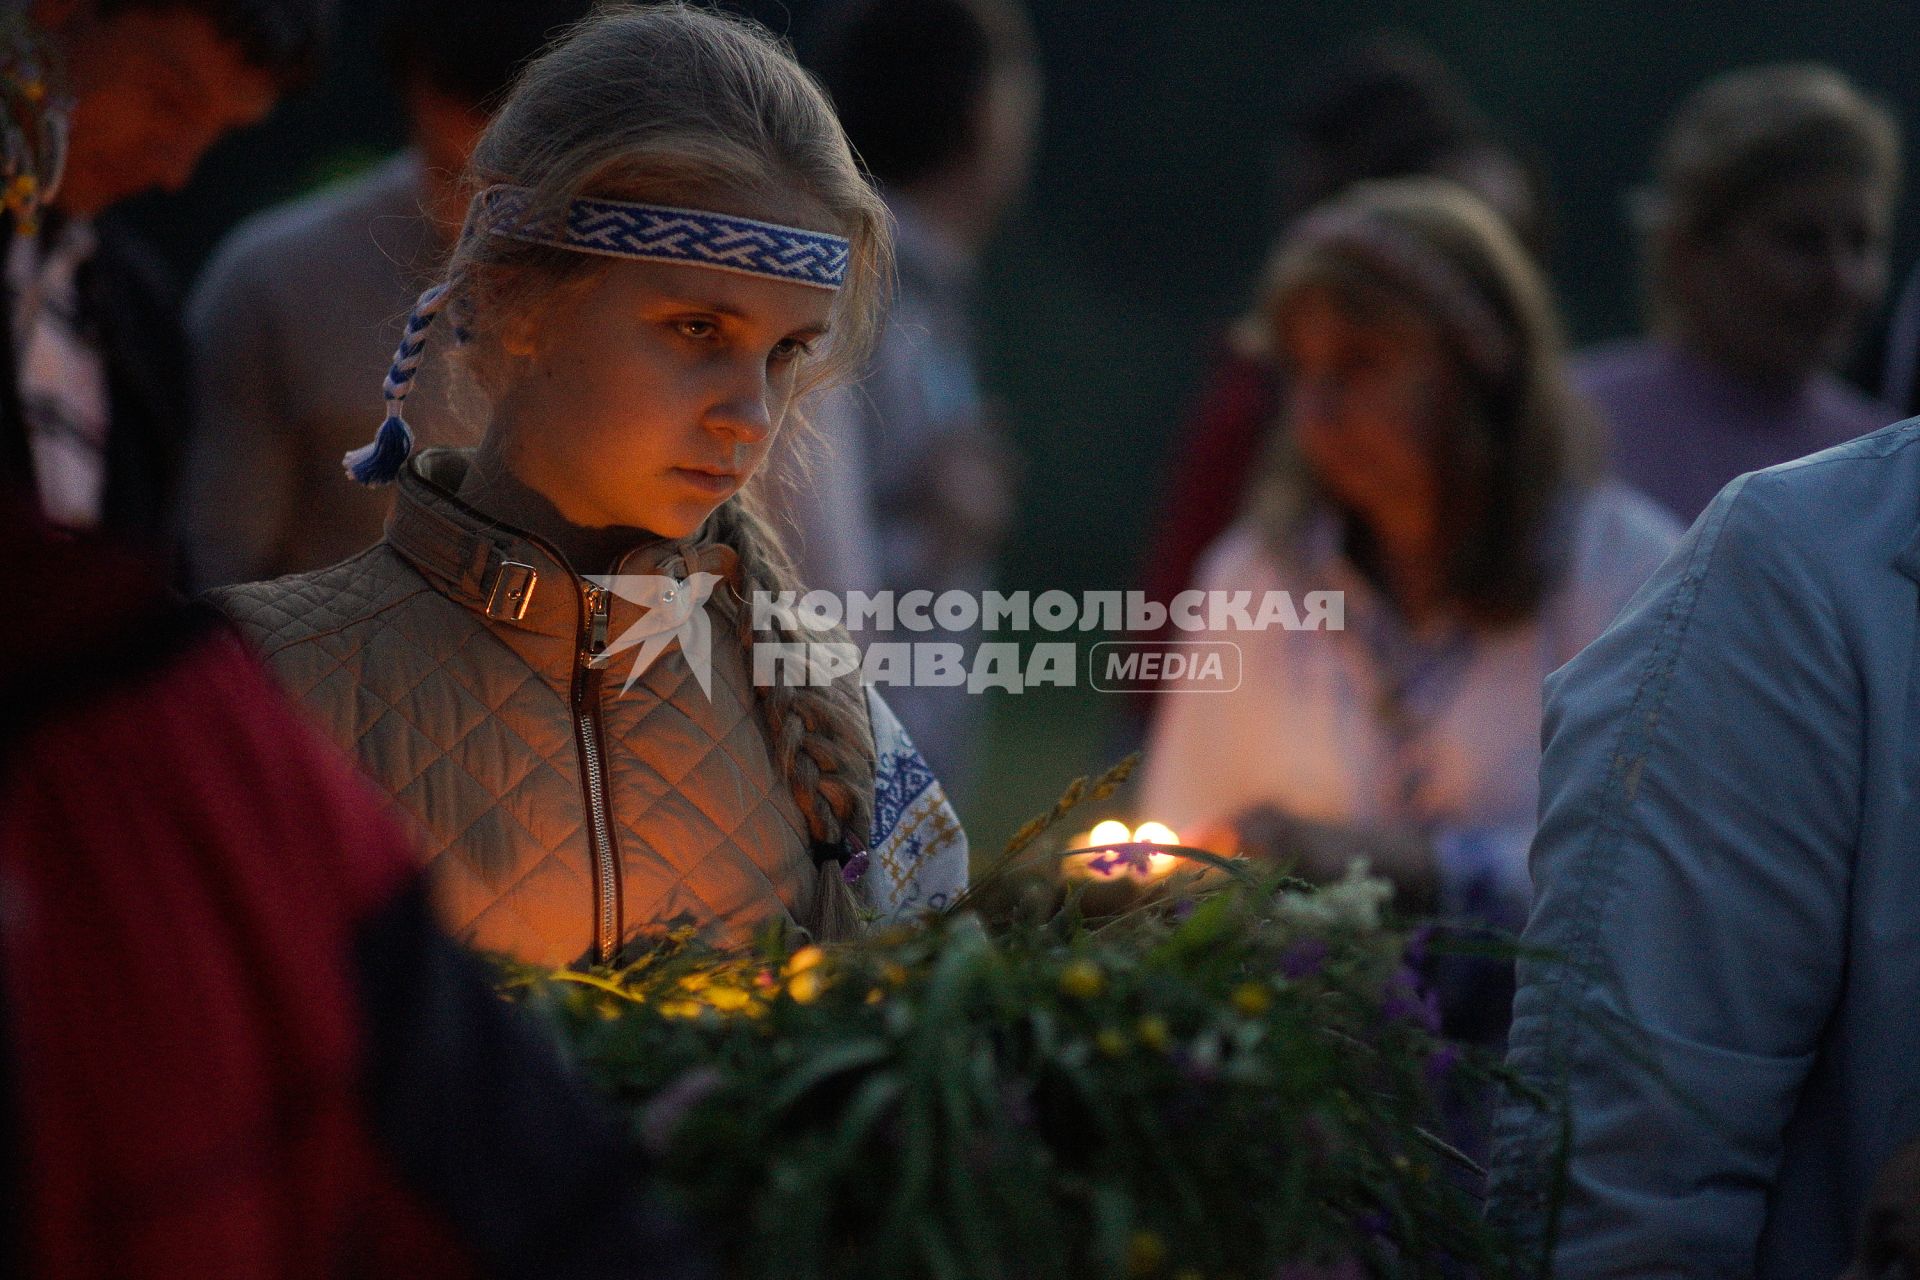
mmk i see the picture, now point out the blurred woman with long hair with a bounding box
[1140,178,1677,1040]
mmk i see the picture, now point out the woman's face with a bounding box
[1280,286,1457,546]
[483,194,839,539]
[1673,171,1891,385]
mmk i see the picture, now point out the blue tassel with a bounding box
[342,414,414,486]
[343,281,450,486]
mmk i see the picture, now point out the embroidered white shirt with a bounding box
[860,685,969,922]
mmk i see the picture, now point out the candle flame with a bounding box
[1064,819,1187,882]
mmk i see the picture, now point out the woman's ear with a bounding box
[497,308,542,361]
[495,271,596,362]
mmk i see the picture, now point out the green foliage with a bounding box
[500,764,1522,1279]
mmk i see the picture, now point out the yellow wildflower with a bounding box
[1135,1015,1171,1052]
[783,945,825,977]
[1059,959,1105,999]
[1230,982,1271,1018]
[1125,1230,1167,1276]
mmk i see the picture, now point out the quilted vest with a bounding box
[211,449,841,968]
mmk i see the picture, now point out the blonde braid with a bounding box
[707,494,876,862]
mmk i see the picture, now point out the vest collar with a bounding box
[384,448,740,640]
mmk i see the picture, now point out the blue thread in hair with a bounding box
[342,282,449,486]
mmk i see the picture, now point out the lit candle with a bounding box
[1063,820,1186,882]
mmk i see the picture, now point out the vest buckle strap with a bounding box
[482,559,539,622]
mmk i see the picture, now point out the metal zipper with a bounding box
[575,582,621,964]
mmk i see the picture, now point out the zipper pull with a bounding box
[584,584,609,666]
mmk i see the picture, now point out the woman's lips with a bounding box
[671,466,741,496]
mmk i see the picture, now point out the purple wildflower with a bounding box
[1424,1042,1463,1087]
[1404,922,1436,969]
[1381,966,1442,1034]
[1280,936,1329,980]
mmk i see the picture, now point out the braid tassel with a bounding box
[342,414,414,487]
[343,282,450,485]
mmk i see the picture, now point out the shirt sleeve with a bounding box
[1487,469,1860,1278]
[861,684,969,921]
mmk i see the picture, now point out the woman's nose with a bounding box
[705,363,776,443]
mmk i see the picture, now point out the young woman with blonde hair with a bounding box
[213,3,967,967]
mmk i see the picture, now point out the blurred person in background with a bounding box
[179,0,595,590]
[1130,38,1546,734]
[0,495,708,1279]
[1139,178,1677,1051]
[1576,63,1899,524]
[774,0,1040,800]
[0,0,328,556]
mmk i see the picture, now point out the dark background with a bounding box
[125,0,1920,842]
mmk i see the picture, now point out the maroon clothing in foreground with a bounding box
[0,510,707,1280]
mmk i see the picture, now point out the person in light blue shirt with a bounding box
[1489,416,1920,1278]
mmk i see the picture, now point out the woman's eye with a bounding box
[674,319,718,340]
[770,337,813,364]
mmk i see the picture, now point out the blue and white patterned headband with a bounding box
[481,185,850,290]
[343,186,853,486]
